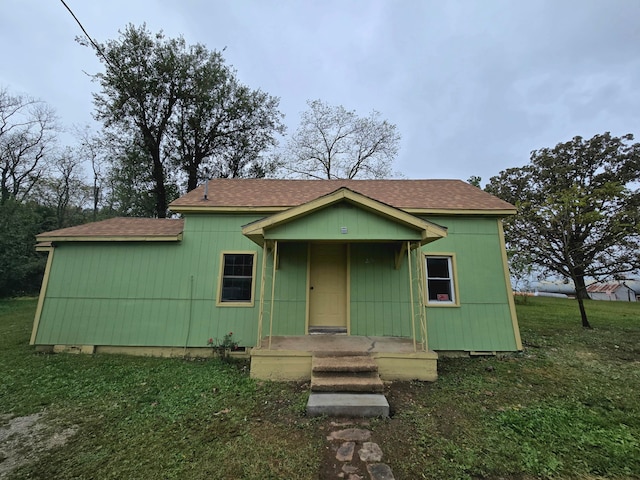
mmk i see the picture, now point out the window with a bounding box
[218,252,256,305]
[425,255,457,304]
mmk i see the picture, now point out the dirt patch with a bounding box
[0,412,77,479]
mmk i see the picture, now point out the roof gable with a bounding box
[242,187,447,246]
[170,179,516,214]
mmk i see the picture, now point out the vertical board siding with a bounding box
[265,202,422,241]
[349,243,413,338]
[36,211,518,354]
[36,214,265,348]
[263,242,308,336]
[422,216,518,351]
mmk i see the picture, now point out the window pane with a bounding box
[222,277,252,301]
[427,257,449,279]
[221,254,254,302]
[428,279,452,301]
[426,256,455,303]
[224,254,253,277]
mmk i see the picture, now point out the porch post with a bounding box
[268,240,278,349]
[416,245,428,351]
[407,240,417,352]
[256,241,270,349]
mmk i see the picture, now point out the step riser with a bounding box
[311,353,384,394]
[312,384,384,393]
[312,356,379,375]
[312,371,379,378]
[307,393,389,418]
[313,366,378,373]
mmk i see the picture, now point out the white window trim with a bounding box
[424,253,460,307]
[216,251,257,307]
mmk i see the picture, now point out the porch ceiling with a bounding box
[241,187,447,246]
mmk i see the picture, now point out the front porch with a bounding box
[250,335,438,382]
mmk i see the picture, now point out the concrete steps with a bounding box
[307,353,389,417]
[312,355,379,373]
[311,355,383,392]
[307,392,389,417]
[311,375,385,393]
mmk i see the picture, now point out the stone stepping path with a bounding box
[325,425,395,479]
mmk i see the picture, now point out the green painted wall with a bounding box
[262,242,308,336]
[349,243,413,338]
[422,216,518,351]
[36,214,265,348]
[265,201,422,241]
[35,212,519,353]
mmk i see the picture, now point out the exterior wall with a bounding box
[34,214,264,349]
[34,212,520,354]
[262,242,309,336]
[349,243,413,338]
[265,202,422,241]
[422,216,519,351]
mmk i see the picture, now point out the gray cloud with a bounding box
[1,0,638,185]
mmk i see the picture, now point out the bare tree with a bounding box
[0,87,58,205]
[282,99,401,179]
[30,148,91,228]
[74,126,110,220]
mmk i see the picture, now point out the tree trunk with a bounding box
[144,136,168,218]
[152,158,167,218]
[187,159,199,192]
[573,272,592,329]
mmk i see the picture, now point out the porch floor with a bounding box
[250,335,438,382]
[255,335,420,354]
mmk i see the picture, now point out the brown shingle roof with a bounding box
[37,217,184,240]
[170,179,515,212]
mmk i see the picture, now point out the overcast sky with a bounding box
[2,0,639,185]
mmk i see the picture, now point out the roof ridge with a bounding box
[169,178,515,212]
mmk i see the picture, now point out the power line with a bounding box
[59,0,114,69]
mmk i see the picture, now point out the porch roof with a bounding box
[241,187,447,246]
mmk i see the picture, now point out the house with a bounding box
[587,282,638,302]
[30,179,522,381]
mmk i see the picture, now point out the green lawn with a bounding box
[1,297,639,479]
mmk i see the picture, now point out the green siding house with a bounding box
[31,179,522,381]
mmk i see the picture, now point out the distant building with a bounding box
[586,282,638,302]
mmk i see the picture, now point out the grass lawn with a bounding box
[1,297,639,479]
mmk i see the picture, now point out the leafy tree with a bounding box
[467,175,482,188]
[169,45,285,190]
[487,132,640,328]
[87,24,284,217]
[508,248,535,304]
[281,99,400,179]
[0,87,58,205]
[0,199,54,296]
[104,136,169,218]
